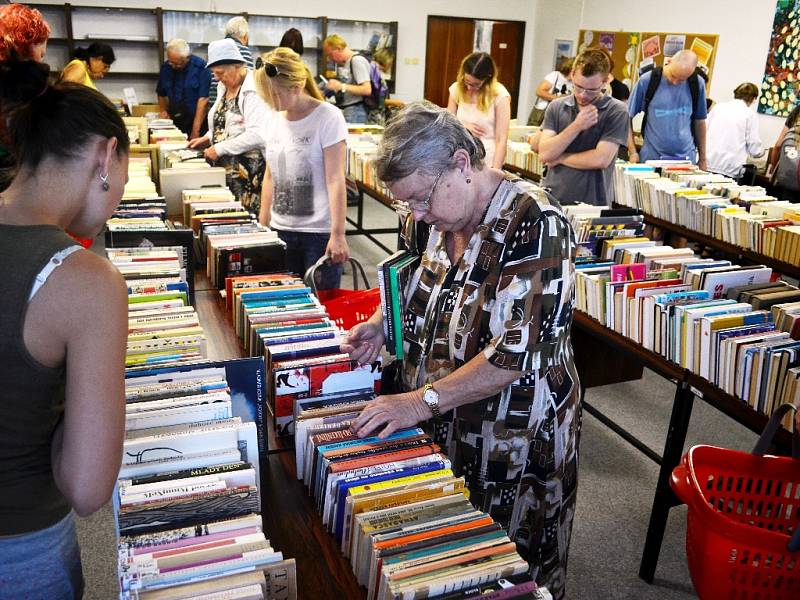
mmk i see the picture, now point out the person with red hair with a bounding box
[0,3,51,63]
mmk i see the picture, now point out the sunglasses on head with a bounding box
[255,57,282,78]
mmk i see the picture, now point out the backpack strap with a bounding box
[641,67,662,137]
[688,70,701,151]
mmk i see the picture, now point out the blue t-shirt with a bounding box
[629,70,707,162]
[156,54,212,115]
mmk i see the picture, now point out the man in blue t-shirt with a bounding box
[627,50,708,169]
[156,39,212,139]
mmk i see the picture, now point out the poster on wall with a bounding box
[758,0,800,117]
[663,34,685,57]
[553,39,574,70]
[641,35,661,60]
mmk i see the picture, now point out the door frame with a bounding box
[425,14,527,115]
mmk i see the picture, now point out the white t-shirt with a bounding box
[448,82,511,167]
[262,102,347,233]
[535,71,572,110]
[706,99,764,178]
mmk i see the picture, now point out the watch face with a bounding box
[423,388,438,405]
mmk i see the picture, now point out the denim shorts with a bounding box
[0,512,84,599]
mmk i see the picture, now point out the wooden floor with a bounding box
[195,272,365,600]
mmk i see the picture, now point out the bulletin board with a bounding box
[637,32,719,83]
[577,29,719,91]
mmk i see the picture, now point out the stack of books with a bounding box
[107,247,204,368]
[117,358,296,599]
[206,226,286,290]
[181,187,236,225]
[574,236,800,418]
[293,417,552,600]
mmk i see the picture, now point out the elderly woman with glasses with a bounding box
[253,47,349,289]
[187,38,268,213]
[341,101,580,599]
[447,52,511,170]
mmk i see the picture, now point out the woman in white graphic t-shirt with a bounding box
[255,47,350,289]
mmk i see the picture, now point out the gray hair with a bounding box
[376,101,486,182]
[166,38,190,57]
[225,16,249,39]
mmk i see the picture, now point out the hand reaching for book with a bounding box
[340,320,384,365]
[351,391,433,439]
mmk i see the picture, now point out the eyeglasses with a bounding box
[463,78,486,91]
[255,57,283,78]
[573,82,605,97]
[402,168,445,213]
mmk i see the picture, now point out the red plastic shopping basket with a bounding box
[304,255,381,331]
[670,403,800,600]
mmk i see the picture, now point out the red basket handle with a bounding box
[670,463,694,506]
[303,254,371,296]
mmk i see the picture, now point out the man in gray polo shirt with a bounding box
[538,47,629,206]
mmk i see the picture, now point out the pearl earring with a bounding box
[100,173,110,192]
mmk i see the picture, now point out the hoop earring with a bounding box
[100,173,110,192]
[466,177,472,184]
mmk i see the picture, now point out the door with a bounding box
[425,16,526,115]
[424,16,475,108]
[491,21,525,115]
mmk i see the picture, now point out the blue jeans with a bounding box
[341,102,368,124]
[0,512,83,599]
[276,230,343,290]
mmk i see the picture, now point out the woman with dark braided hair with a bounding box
[0,59,129,598]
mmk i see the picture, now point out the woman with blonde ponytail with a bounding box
[255,47,349,289]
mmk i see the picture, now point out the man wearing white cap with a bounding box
[188,38,269,214]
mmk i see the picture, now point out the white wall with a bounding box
[579,0,785,146]
[36,0,540,120]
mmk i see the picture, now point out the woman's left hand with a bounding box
[326,233,350,264]
[351,391,433,439]
[204,146,220,162]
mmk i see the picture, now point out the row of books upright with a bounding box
[223,271,382,436]
[346,131,394,199]
[565,204,800,420]
[613,162,800,264]
[293,412,552,599]
[344,126,544,201]
[180,187,287,290]
[104,245,296,599]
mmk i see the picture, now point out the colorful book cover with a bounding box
[610,263,646,282]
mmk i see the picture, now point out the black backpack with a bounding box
[776,130,800,192]
[641,66,701,150]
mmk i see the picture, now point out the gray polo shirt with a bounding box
[541,93,629,206]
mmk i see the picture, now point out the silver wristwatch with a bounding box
[422,383,441,418]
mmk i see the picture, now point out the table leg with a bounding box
[638,379,695,583]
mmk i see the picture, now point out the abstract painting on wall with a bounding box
[759,0,800,117]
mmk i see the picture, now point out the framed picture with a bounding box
[554,39,574,70]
